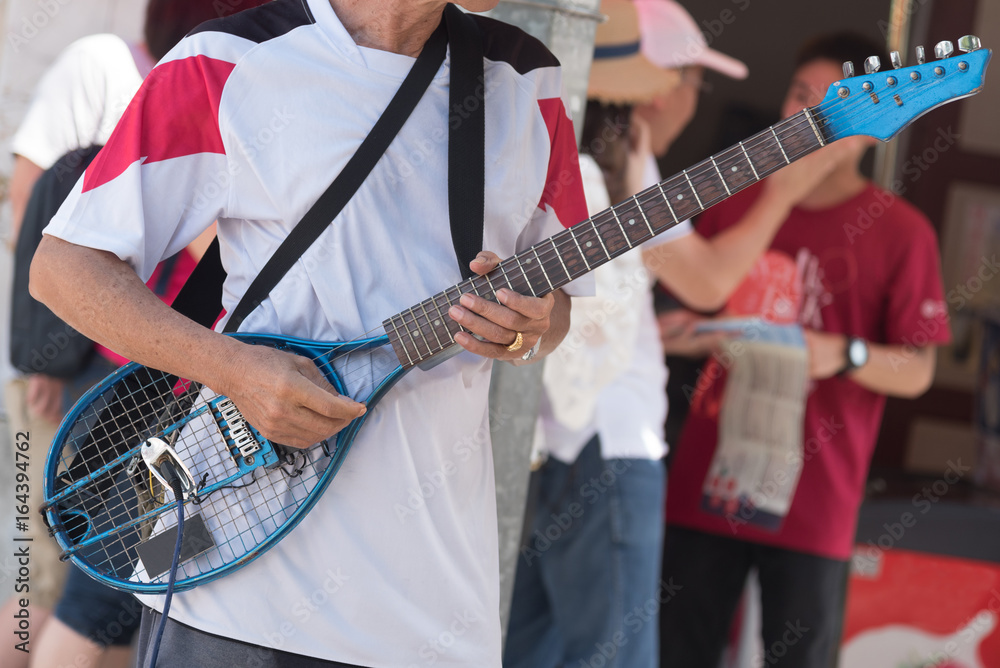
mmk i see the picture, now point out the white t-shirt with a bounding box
[11,33,153,170]
[539,154,692,463]
[45,1,590,665]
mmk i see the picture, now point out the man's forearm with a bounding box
[30,235,367,447]
[30,235,243,392]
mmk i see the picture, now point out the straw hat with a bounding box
[634,0,748,80]
[587,0,680,105]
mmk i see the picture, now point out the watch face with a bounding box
[849,338,868,367]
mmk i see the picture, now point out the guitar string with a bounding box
[57,66,962,581]
[79,70,955,418]
[326,68,954,370]
[54,71,955,479]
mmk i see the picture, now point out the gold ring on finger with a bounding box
[506,331,524,352]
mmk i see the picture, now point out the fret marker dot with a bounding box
[586,241,593,248]
[628,218,635,225]
[434,320,441,326]
[731,166,738,172]
[677,194,684,200]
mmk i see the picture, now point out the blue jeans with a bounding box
[504,436,666,668]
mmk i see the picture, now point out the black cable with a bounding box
[144,465,185,667]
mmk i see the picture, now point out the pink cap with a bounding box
[633,0,749,80]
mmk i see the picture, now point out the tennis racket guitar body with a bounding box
[42,332,409,593]
[41,41,992,592]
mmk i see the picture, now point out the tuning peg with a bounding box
[843,61,855,78]
[864,56,881,74]
[935,40,954,58]
[958,35,982,52]
[890,51,902,69]
[916,45,925,64]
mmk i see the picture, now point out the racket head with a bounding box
[41,332,404,593]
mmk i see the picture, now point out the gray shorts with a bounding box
[135,606,366,668]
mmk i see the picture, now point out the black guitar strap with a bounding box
[171,5,486,333]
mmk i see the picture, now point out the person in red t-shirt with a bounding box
[659,33,951,668]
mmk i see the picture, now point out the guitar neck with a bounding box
[385,108,828,369]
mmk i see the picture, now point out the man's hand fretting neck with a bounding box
[329,0,447,56]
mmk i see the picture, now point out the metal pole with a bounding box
[482,0,601,641]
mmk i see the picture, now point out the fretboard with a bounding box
[384,108,828,369]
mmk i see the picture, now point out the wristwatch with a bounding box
[840,336,869,374]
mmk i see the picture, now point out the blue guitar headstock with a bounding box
[818,36,991,142]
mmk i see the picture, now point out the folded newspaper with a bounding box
[695,317,809,531]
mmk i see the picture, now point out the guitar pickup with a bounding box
[211,398,262,463]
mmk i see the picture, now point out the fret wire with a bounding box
[632,194,656,236]
[549,237,572,282]
[530,247,555,291]
[637,189,678,231]
[447,285,469,334]
[590,218,612,260]
[417,301,443,349]
[568,226,592,271]
[428,293,456,342]
[399,309,429,360]
[403,114,834,351]
[770,127,790,164]
[559,233,588,278]
[481,270,497,299]
[409,306,436,358]
[386,316,415,366]
[656,182,680,225]
[609,206,633,249]
[618,202,653,245]
[709,156,731,196]
[526,248,558,291]
[682,169,703,209]
[512,255,538,297]
[493,264,508,294]
[691,145,751,198]
[739,140,759,180]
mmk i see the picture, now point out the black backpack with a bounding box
[9,145,101,378]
